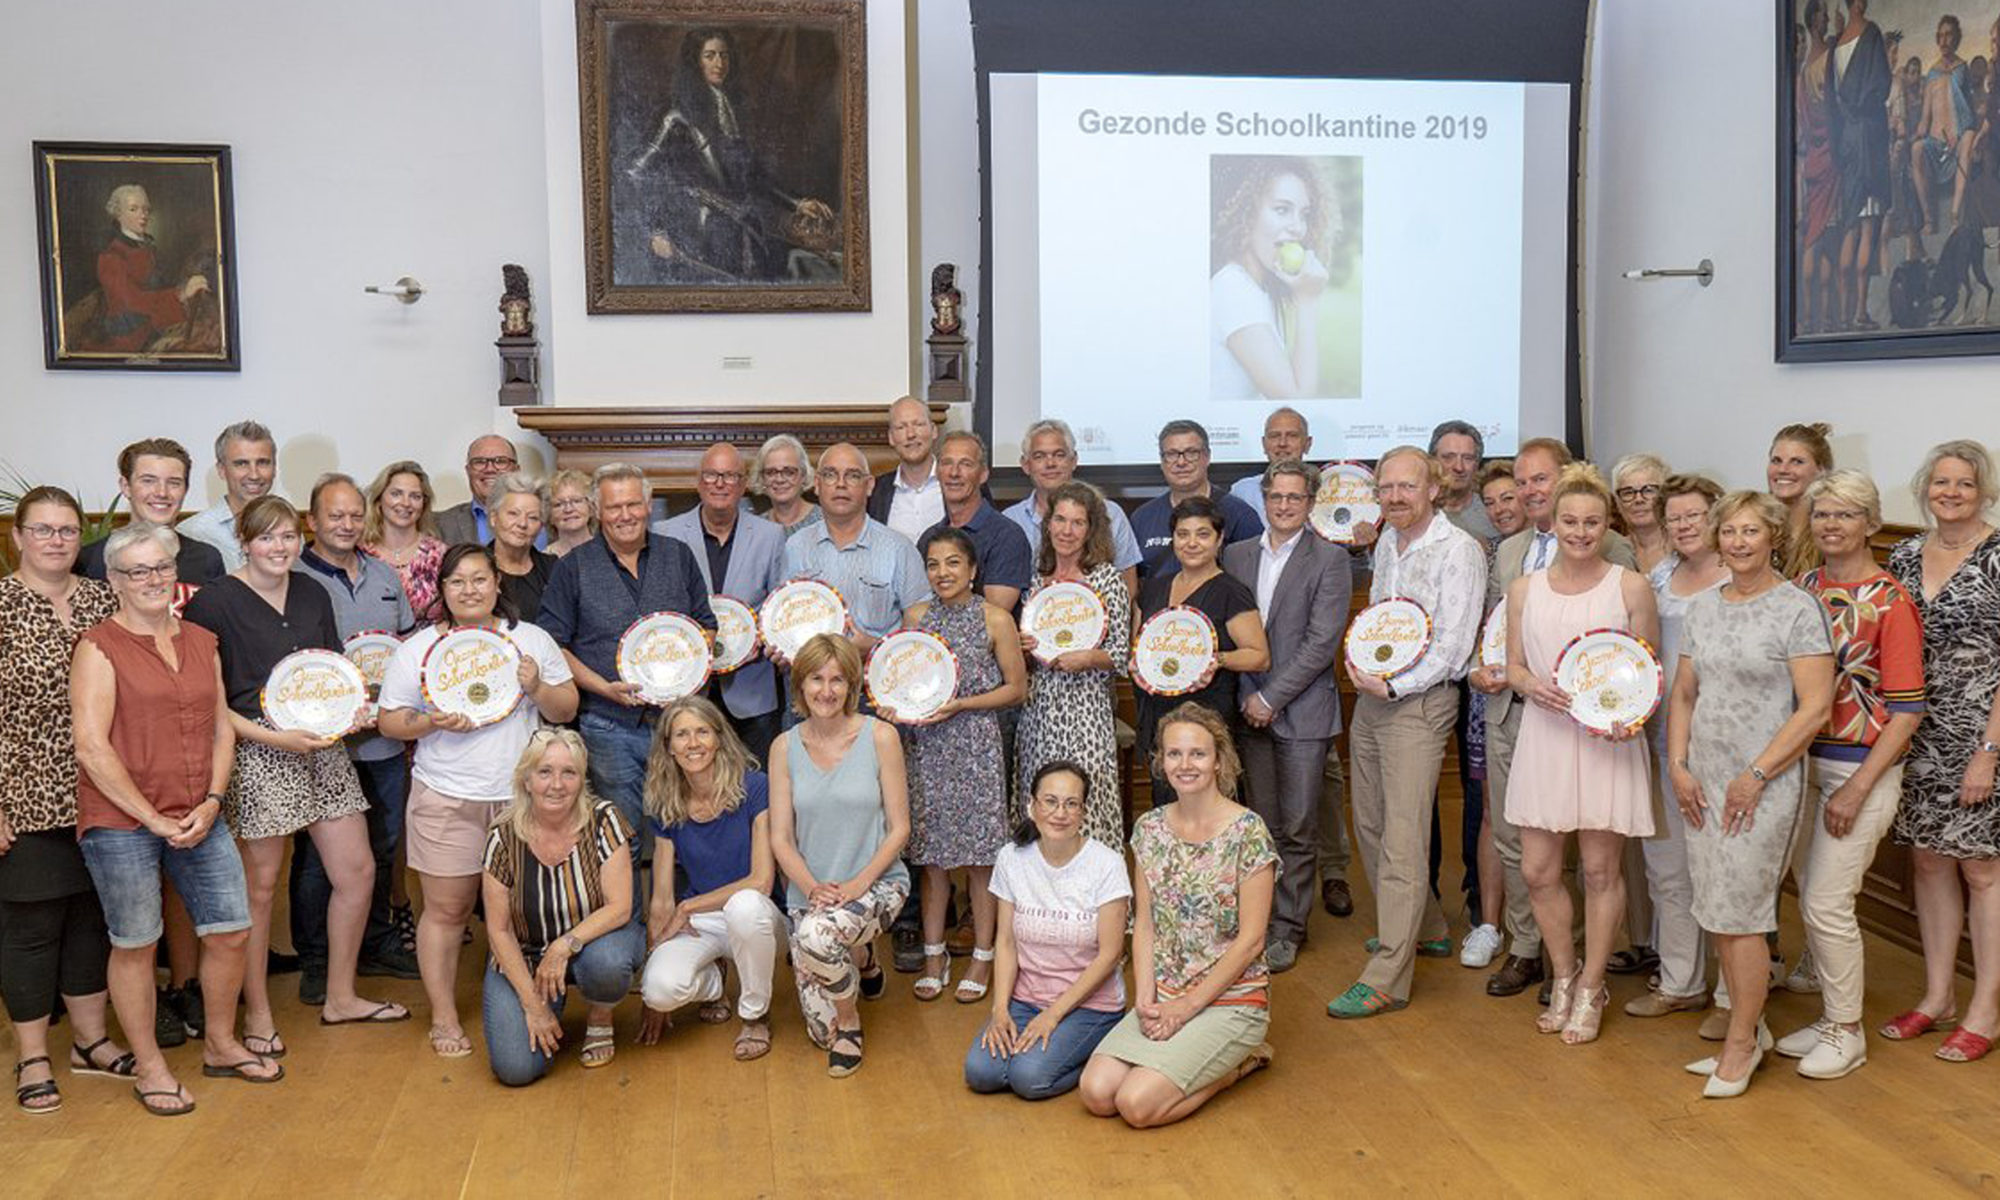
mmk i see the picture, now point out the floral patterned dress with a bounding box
[1889,532,2000,858]
[1015,561,1131,850]
[906,596,1008,867]
[1130,805,1278,1005]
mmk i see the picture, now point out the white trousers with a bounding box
[640,889,784,1021]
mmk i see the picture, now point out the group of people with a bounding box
[1,402,1996,1128]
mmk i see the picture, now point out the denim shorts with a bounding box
[79,823,252,949]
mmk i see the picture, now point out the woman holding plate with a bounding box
[1132,497,1270,771]
[183,496,409,1055]
[377,544,577,1058]
[1017,482,1132,850]
[361,460,449,623]
[1666,490,1834,1098]
[1502,465,1660,1045]
[905,527,1028,1003]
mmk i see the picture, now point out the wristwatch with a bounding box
[1748,764,1769,783]
[1979,741,2000,756]
[564,934,584,955]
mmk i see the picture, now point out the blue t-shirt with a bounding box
[651,771,770,902]
[1130,489,1265,581]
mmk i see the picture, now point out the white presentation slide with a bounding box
[989,72,1571,466]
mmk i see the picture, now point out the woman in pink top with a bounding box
[964,760,1130,1100]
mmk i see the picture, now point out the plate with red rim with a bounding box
[1131,606,1218,697]
[1554,628,1663,734]
[420,626,523,729]
[1019,580,1108,664]
[1310,463,1380,545]
[865,629,959,722]
[759,579,848,659]
[709,596,761,673]
[262,649,369,739]
[1479,602,1507,670]
[616,611,714,704]
[1344,597,1432,680]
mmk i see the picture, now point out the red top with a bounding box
[95,237,186,352]
[74,620,221,833]
[1799,567,1926,762]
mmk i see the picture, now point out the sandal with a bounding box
[1936,1027,1995,1063]
[1561,984,1610,1045]
[243,1032,288,1059]
[697,1001,732,1025]
[429,1026,474,1059]
[913,943,952,1002]
[69,1037,138,1079]
[858,944,886,1001]
[827,1026,864,1078]
[955,947,995,1003]
[132,1082,195,1117]
[734,1019,772,1062]
[14,1057,60,1115]
[1606,946,1660,976]
[1537,967,1582,1034]
[579,1024,617,1069]
[1238,1042,1275,1081]
[1878,1008,1956,1041]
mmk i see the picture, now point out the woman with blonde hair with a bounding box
[361,460,447,621]
[480,729,642,1084]
[545,469,597,558]
[635,697,783,1062]
[1611,452,1673,575]
[1768,423,1835,577]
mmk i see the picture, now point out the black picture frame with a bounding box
[33,141,240,372]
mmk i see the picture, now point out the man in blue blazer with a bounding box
[654,442,788,761]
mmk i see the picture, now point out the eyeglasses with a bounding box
[468,456,518,471]
[1033,795,1085,815]
[1265,492,1311,506]
[1160,448,1205,464]
[552,497,590,511]
[817,468,870,485]
[1614,484,1662,502]
[700,470,746,486]
[113,562,177,582]
[1663,511,1710,527]
[760,466,802,482]
[17,523,81,542]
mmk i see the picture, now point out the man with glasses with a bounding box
[434,435,525,547]
[1131,419,1262,581]
[1223,460,1352,972]
[1003,418,1144,605]
[1228,407,1315,509]
[177,420,276,571]
[923,432,1031,613]
[78,437,225,589]
[654,442,787,760]
[1431,420,1499,546]
[540,463,717,839]
[781,442,927,653]
[866,396,946,544]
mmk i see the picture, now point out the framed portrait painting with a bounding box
[575,0,870,314]
[1778,3,2000,361]
[33,142,240,371]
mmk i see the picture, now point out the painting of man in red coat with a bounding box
[94,184,213,352]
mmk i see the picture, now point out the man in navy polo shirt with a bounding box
[923,431,1031,612]
[1130,419,1263,581]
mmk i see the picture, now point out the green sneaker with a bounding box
[1362,937,1453,957]
[1327,982,1411,1019]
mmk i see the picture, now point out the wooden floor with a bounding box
[5,853,2000,1198]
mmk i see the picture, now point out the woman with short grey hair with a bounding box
[487,472,555,621]
[751,434,820,536]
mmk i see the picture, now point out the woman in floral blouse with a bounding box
[1080,703,1276,1128]
[360,460,448,622]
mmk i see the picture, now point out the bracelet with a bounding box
[1979,741,2000,757]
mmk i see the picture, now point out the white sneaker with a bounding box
[1784,946,1822,994]
[1797,1024,1867,1079]
[1459,923,1503,968]
[1775,1018,1836,1059]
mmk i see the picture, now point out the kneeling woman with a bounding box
[965,760,1130,1100]
[1081,704,1276,1128]
[636,697,784,1061]
[480,730,644,1084]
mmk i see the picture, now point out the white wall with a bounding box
[0,0,552,511]
[536,0,914,407]
[1586,0,1996,525]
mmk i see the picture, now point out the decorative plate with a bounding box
[1554,628,1663,735]
[759,579,848,659]
[865,629,959,722]
[710,596,760,673]
[262,649,369,739]
[1310,462,1381,544]
[1479,602,1508,670]
[617,611,713,704]
[420,626,523,729]
[341,630,401,702]
[1344,597,1433,680]
[1019,580,1108,664]
[1131,606,1219,697]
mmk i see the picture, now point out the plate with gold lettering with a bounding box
[1131,606,1218,697]
[617,611,714,704]
[1554,629,1662,735]
[865,629,959,723]
[1479,602,1507,670]
[421,627,523,729]
[1344,597,1432,681]
[759,579,848,660]
[710,596,760,673]
[262,649,369,739]
[1019,580,1108,664]
[1310,463,1380,545]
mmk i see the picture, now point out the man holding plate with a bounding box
[1329,447,1486,1019]
[655,442,787,763]
[1223,460,1352,973]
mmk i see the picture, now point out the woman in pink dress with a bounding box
[1503,464,1661,1045]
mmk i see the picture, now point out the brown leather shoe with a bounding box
[1486,953,1546,997]
[1623,989,1712,1018]
[1321,879,1354,918]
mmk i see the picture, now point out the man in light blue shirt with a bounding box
[177,419,276,571]
[782,442,928,651]
[1002,418,1141,604]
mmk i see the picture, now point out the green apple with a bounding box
[1276,241,1306,274]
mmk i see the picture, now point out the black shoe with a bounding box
[1606,944,1661,976]
[267,950,302,976]
[890,925,924,974]
[168,981,204,1040]
[357,944,422,980]
[299,965,327,1007]
[1321,878,1354,918]
[1536,976,1554,1005]
[390,903,418,954]
[153,988,188,1049]
[1485,954,1546,998]
[858,946,886,1001]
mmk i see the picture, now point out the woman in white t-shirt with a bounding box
[1209,155,1336,400]
[964,760,1131,1100]
[378,544,578,1058]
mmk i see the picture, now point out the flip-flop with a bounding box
[201,1058,285,1083]
[320,1002,411,1027]
[429,1026,474,1059]
[243,1032,288,1059]
[133,1084,195,1117]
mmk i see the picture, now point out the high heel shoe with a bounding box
[1686,1020,1773,1075]
[1561,984,1610,1045]
[1536,967,1582,1034]
[1702,1041,1767,1099]
[912,943,951,1001]
[955,946,995,1003]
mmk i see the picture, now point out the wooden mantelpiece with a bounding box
[513,403,947,497]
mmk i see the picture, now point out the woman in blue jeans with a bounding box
[480,729,643,1085]
[965,761,1130,1099]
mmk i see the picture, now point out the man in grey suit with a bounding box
[1470,437,1637,998]
[433,435,521,547]
[1224,460,1352,972]
[654,442,788,761]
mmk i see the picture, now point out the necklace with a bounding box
[1937,524,1990,551]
